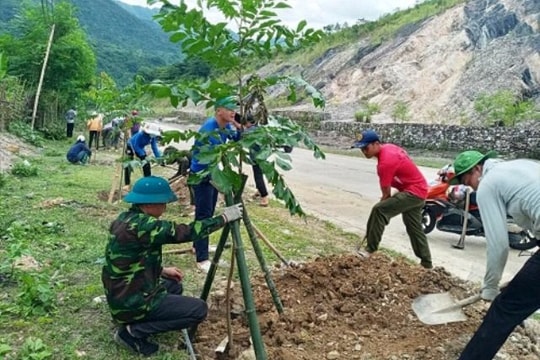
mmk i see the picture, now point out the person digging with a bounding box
[353,130,433,269]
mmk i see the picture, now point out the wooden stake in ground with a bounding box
[108,162,122,203]
[252,224,291,267]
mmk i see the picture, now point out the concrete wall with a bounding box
[317,122,540,159]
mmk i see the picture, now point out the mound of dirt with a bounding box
[194,253,539,360]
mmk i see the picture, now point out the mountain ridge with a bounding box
[0,0,180,86]
[263,0,539,126]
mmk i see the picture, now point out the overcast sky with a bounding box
[117,0,421,29]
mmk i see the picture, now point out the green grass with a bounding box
[0,138,361,359]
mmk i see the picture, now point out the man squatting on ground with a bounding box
[190,96,243,273]
[449,151,540,360]
[66,135,92,165]
[101,176,243,356]
[353,130,433,269]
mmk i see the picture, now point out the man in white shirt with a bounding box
[449,150,540,360]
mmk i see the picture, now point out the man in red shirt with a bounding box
[353,130,432,268]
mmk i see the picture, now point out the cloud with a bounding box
[118,0,420,29]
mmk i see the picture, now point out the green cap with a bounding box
[124,176,178,204]
[214,96,238,111]
[449,150,497,185]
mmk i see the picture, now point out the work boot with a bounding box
[114,327,159,356]
[420,260,433,269]
[259,196,269,207]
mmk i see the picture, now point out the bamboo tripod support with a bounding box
[190,178,286,360]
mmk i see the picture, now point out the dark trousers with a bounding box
[66,123,74,138]
[124,146,151,186]
[88,131,100,150]
[192,178,218,262]
[252,165,268,197]
[365,191,432,266]
[458,250,540,360]
[129,279,207,339]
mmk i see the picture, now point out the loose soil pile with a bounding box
[195,253,539,360]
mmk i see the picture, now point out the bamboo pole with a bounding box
[225,192,267,360]
[242,210,284,314]
[251,223,291,267]
[31,23,55,130]
[108,163,122,203]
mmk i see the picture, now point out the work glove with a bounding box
[221,203,243,223]
[156,157,166,167]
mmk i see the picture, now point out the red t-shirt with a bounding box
[377,144,428,199]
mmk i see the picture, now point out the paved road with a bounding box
[158,119,533,287]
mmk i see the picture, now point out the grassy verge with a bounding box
[0,138,363,359]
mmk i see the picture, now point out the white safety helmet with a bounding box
[76,135,85,142]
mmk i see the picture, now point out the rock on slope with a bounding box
[264,0,539,124]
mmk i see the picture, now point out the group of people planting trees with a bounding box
[50,0,537,357]
[74,92,538,359]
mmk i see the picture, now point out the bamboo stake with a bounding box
[107,163,122,203]
[242,211,284,314]
[225,238,236,353]
[251,224,291,267]
[225,192,267,360]
[31,23,55,130]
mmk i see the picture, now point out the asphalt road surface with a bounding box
[158,119,534,288]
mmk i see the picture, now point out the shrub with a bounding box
[19,337,52,360]
[40,122,66,140]
[11,160,38,177]
[391,101,410,123]
[474,90,538,127]
[354,102,380,122]
[7,121,45,147]
[354,110,371,122]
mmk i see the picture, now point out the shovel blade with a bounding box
[412,292,468,325]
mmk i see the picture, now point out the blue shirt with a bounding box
[66,141,91,162]
[190,117,240,173]
[128,131,160,158]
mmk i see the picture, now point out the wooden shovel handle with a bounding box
[433,293,482,314]
[454,294,482,307]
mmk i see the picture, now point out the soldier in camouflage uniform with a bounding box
[102,175,243,356]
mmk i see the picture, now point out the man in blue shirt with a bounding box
[66,135,92,164]
[190,96,242,273]
[124,123,162,188]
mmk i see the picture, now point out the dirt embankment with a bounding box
[0,133,39,172]
[196,254,540,360]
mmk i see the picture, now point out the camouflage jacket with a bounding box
[101,205,224,324]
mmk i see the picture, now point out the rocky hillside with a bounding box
[265,0,539,125]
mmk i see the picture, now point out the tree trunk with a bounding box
[31,23,55,130]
